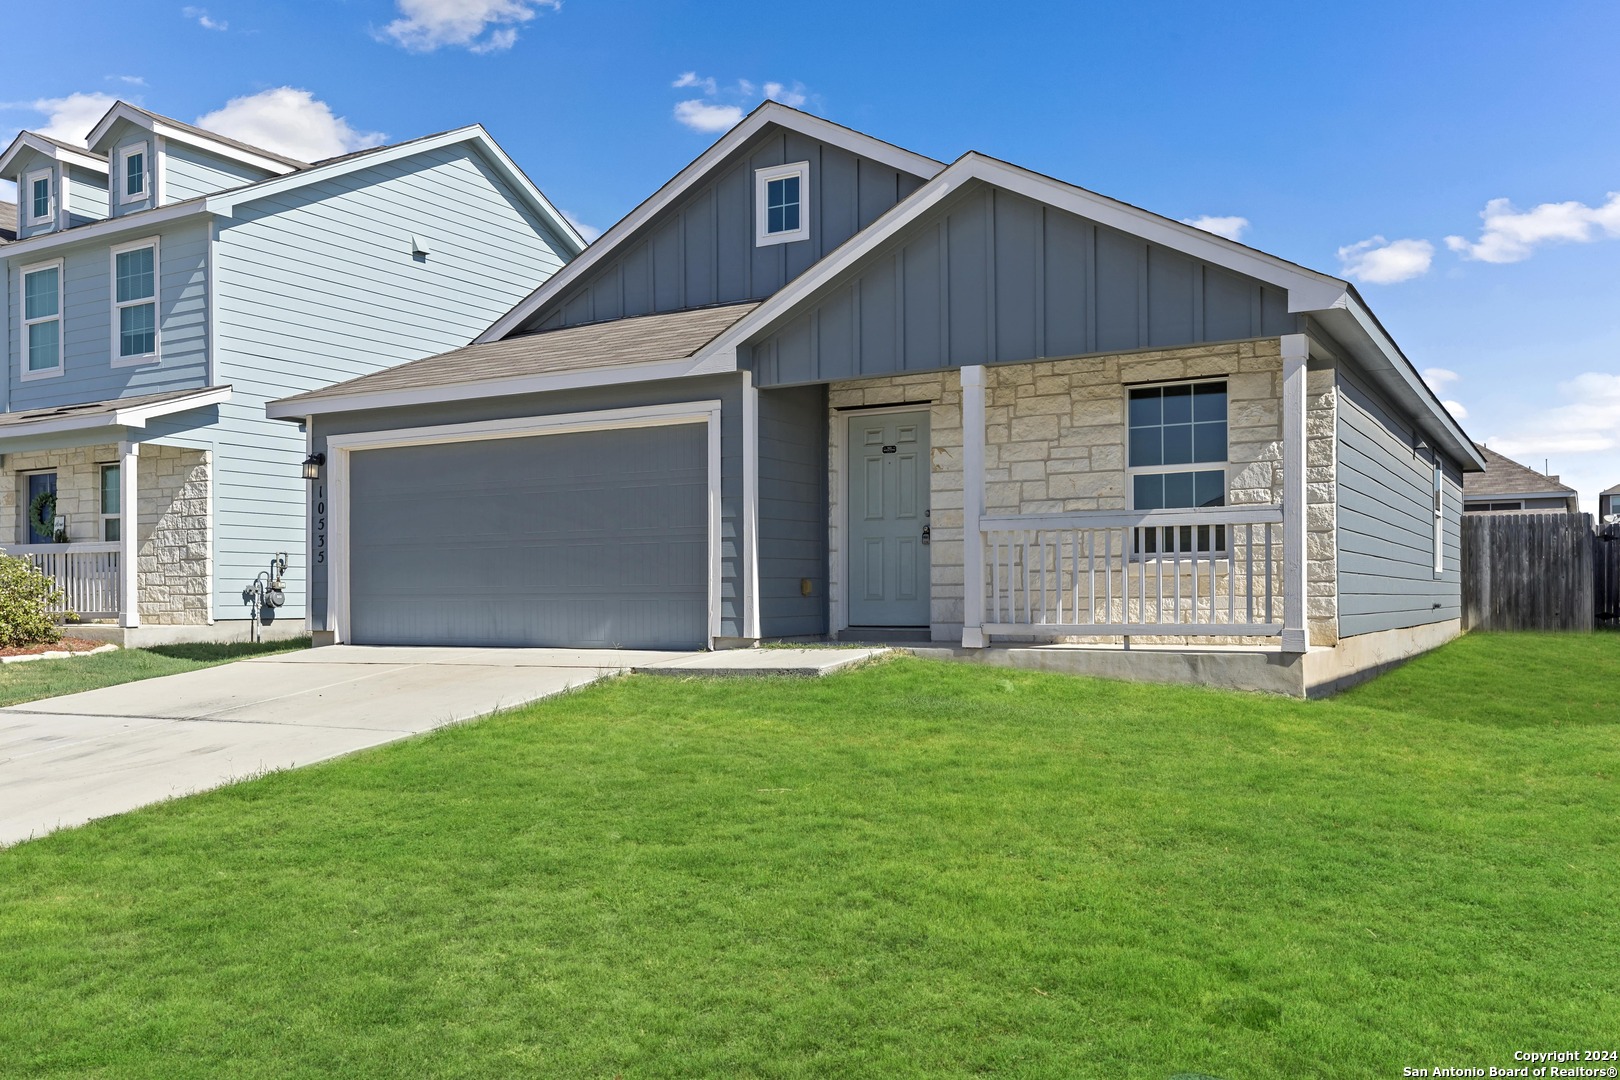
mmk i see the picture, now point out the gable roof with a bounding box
[87,101,308,173]
[1604,482,1620,498]
[474,101,944,344]
[267,302,756,419]
[1464,445,1578,500]
[0,130,109,179]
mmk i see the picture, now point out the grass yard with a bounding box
[1,632,1616,1078]
[0,637,309,708]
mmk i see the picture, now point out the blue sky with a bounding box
[6,0,1618,506]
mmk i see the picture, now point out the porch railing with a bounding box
[981,506,1284,637]
[2,543,122,620]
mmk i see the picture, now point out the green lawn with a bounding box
[2,633,1616,1078]
[0,637,309,708]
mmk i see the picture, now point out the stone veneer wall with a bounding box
[1,443,212,625]
[826,339,1339,645]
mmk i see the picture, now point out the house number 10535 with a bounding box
[314,484,327,565]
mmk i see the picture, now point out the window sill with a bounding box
[111,354,161,369]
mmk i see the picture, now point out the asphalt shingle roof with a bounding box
[1464,444,1578,500]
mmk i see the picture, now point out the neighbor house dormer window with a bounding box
[755,162,810,246]
[115,143,149,203]
[23,168,53,226]
[20,260,64,379]
[111,238,159,365]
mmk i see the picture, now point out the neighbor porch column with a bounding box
[118,439,140,628]
[1280,335,1308,653]
[961,365,987,649]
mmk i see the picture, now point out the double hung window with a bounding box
[112,239,159,364]
[1128,381,1229,555]
[21,262,63,378]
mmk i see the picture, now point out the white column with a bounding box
[961,365,987,648]
[117,440,140,628]
[741,370,761,641]
[1280,334,1309,653]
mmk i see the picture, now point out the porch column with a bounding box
[961,365,987,648]
[1280,335,1308,653]
[118,440,140,628]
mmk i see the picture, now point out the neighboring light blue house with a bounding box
[0,101,583,641]
[271,102,1485,696]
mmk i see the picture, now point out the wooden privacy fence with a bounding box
[1461,513,1599,631]
[1597,522,1620,628]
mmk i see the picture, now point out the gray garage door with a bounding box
[347,423,709,648]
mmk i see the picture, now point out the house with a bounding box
[1462,444,1579,513]
[268,103,1483,696]
[1599,483,1619,523]
[0,102,583,642]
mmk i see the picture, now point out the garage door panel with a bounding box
[347,424,709,648]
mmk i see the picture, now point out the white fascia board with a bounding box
[265,355,719,420]
[0,200,213,259]
[0,386,231,445]
[0,132,109,178]
[474,103,946,345]
[89,103,301,175]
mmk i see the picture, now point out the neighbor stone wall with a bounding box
[1,443,211,625]
[826,338,1340,645]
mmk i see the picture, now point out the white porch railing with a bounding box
[3,543,122,620]
[981,506,1285,637]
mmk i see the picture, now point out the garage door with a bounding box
[346,423,709,648]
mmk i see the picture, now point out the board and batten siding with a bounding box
[161,142,276,203]
[211,143,573,621]
[6,218,212,413]
[748,183,1300,386]
[1335,362,1464,637]
[524,126,929,333]
[758,383,829,637]
[307,373,748,640]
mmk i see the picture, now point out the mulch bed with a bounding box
[0,637,108,659]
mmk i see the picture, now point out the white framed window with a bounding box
[1432,457,1445,576]
[110,237,160,366]
[114,142,150,204]
[100,464,122,542]
[23,167,54,226]
[1128,379,1229,555]
[20,259,64,380]
[755,161,810,246]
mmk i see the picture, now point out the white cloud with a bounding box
[673,100,744,133]
[194,88,386,161]
[1181,215,1249,241]
[182,6,228,30]
[1337,235,1435,285]
[671,72,813,133]
[1445,192,1620,264]
[561,210,600,242]
[112,74,147,86]
[381,0,557,53]
[1442,400,1469,421]
[10,92,120,146]
[1488,371,1620,510]
[1422,367,1461,392]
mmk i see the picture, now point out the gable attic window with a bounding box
[115,143,150,203]
[755,161,810,246]
[24,168,53,226]
[111,238,160,365]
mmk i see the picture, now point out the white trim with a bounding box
[325,401,726,647]
[117,440,140,628]
[22,167,53,227]
[0,385,232,443]
[57,166,71,231]
[98,462,122,543]
[0,200,210,259]
[741,370,761,640]
[754,161,810,246]
[833,402,934,635]
[19,258,65,382]
[1432,456,1445,577]
[0,132,107,177]
[1124,377,1231,516]
[960,365,987,648]
[153,134,167,205]
[265,352,733,419]
[113,140,151,205]
[1280,334,1309,653]
[87,103,303,175]
[475,102,944,344]
[109,236,162,367]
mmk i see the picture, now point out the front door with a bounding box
[24,472,57,544]
[847,411,930,627]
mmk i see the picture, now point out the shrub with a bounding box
[0,554,66,648]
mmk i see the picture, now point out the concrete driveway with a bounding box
[0,645,694,847]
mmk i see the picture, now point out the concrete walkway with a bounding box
[0,646,691,847]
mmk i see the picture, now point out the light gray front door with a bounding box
[347,424,709,648]
[847,410,930,627]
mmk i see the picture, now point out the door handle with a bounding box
[921,524,931,546]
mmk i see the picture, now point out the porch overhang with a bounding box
[0,386,231,456]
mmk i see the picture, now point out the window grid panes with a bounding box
[30,177,50,221]
[766,175,800,235]
[125,151,146,197]
[1128,381,1229,555]
[100,465,122,542]
[115,246,157,358]
[22,267,61,373]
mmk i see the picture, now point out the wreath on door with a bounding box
[28,489,58,541]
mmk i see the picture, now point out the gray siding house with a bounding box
[1601,483,1620,522]
[1462,444,1579,513]
[0,102,582,641]
[271,103,1483,695]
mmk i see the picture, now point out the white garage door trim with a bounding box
[325,399,725,647]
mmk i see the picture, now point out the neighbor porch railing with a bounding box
[980,506,1285,638]
[3,543,122,620]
